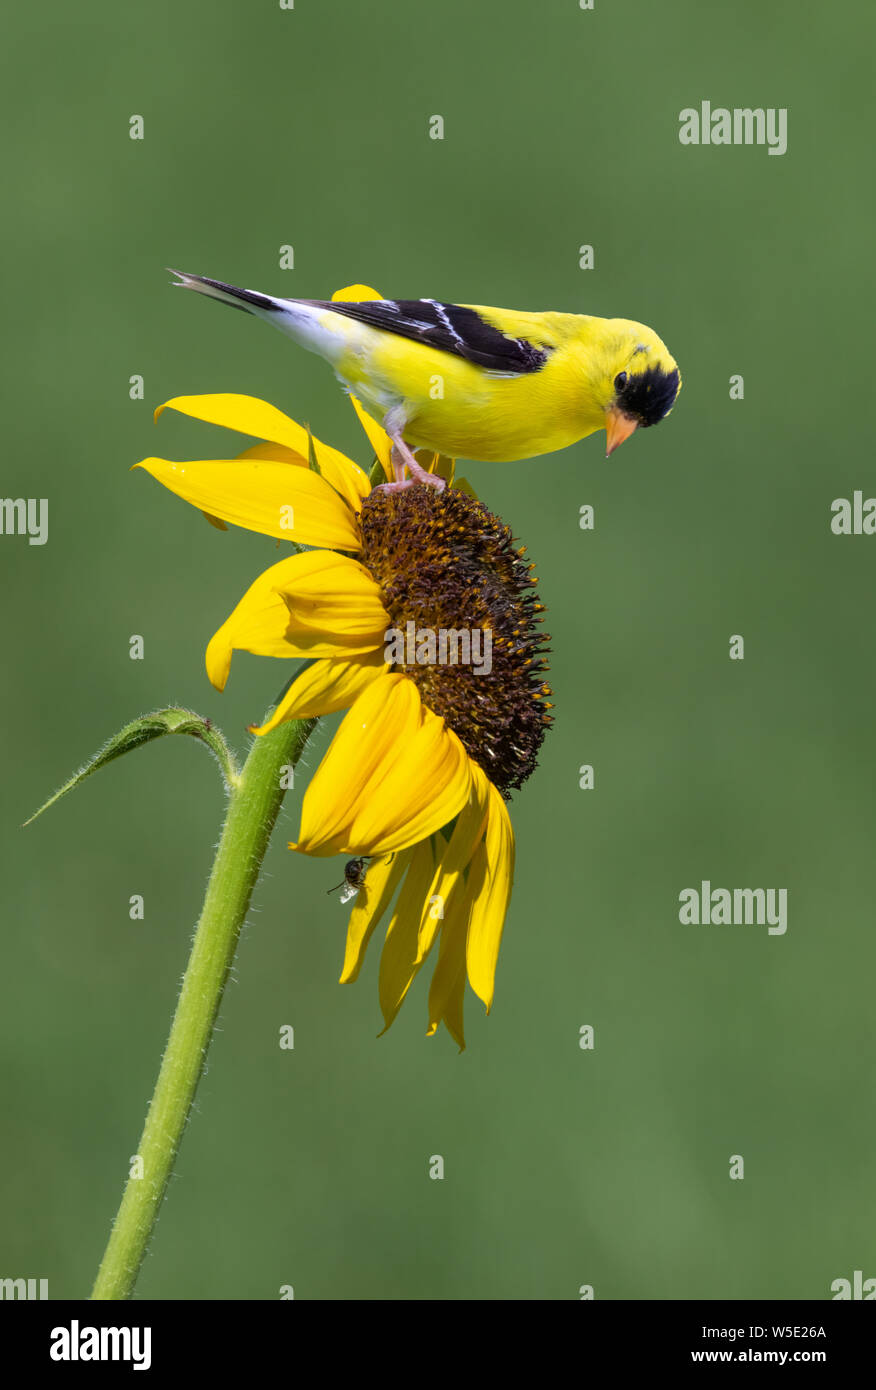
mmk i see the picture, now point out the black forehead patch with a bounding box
[617,364,680,427]
[315,298,550,374]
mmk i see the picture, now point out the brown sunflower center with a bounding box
[358,484,552,797]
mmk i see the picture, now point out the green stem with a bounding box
[91,713,316,1300]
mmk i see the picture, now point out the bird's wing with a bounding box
[310,298,553,375]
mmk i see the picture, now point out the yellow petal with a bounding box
[156,392,310,447]
[350,709,470,855]
[205,552,386,691]
[415,767,489,964]
[291,673,471,857]
[311,436,371,513]
[277,551,390,641]
[240,437,371,516]
[251,653,386,734]
[136,456,361,551]
[426,882,473,1050]
[155,393,371,513]
[350,395,393,482]
[465,779,515,1011]
[378,839,437,1033]
[340,849,411,984]
[236,441,306,465]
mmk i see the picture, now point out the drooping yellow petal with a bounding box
[349,707,470,855]
[136,456,361,551]
[340,849,411,984]
[206,557,295,691]
[205,552,387,691]
[291,673,471,857]
[426,880,474,1050]
[251,653,386,734]
[349,395,393,482]
[465,779,515,1011]
[378,838,437,1033]
[415,767,489,965]
[276,551,390,641]
[154,394,371,512]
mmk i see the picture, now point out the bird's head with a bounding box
[598,322,682,457]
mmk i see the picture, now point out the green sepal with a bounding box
[24,708,241,826]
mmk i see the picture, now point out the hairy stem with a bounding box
[91,713,316,1300]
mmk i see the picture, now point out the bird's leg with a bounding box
[374,436,446,494]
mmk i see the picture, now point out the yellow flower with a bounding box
[136,359,552,1048]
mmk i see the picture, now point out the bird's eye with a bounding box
[614,371,628,392]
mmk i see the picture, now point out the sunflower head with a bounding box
[360,484,551,797]
[136,340,552,1046]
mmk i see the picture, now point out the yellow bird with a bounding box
[170,271,681,488]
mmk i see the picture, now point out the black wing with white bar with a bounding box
[314,298,551,375]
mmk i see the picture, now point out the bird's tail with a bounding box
[167,269,344,362]
[168,269,290,318]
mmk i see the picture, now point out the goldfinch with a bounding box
[169,271,681,487]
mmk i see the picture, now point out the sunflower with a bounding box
[137,344,552,1048]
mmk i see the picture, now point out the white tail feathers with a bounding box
[167,268,347,364]
[167,269,288,317]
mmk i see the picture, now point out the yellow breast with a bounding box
[335,327,605,463]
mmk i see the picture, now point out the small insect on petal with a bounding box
[327,856,369,903]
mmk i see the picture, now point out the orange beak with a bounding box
[604,406,638,458]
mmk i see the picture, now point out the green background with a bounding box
[2,0,873,1300]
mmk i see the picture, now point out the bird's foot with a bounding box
[373,440,446,493]
[372,478,421,494]
[372,474,446,495]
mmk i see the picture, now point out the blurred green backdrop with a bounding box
[2,0,873,1300]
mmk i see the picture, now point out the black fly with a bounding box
[327,857,369,905]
